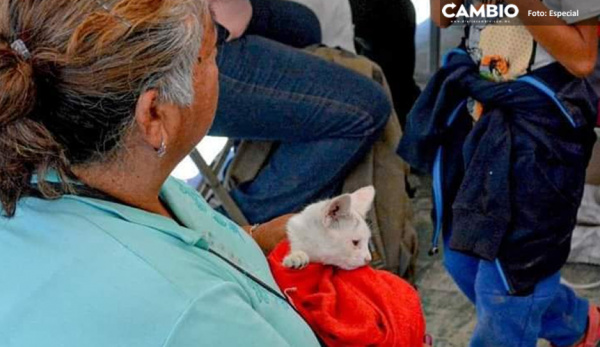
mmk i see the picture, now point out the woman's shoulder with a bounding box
[0,195,242,297]
[0,198,263,346]
[0,193,320,346]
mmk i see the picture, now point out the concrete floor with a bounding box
[411,178,478,346]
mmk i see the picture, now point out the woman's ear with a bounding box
[134,89,167,151]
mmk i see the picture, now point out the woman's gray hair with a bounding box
[0,0,209,216]
[146,3,204,107]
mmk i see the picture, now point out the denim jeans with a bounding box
[443,236,589,347]
[209,2,391,223]
[246,0,322,48]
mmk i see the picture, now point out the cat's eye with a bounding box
[352,240,360,247]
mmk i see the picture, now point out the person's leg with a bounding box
[211,36,391,223]
[538,285,589,347]
[468,261,589,347]
[469,262,558,347]
[444,227,590,347]
[443,235,479,303]
[246,0,321,48]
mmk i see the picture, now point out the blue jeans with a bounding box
[246,0,322,48]
[444,236,589,347]
[209,0,391,223]
[210,35,391,223]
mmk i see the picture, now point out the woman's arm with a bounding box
[510,0,598,77]
[242,214,293,254]
[431,0,463,28]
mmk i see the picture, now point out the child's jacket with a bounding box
[268,241,426,347]
[399,48,598,295]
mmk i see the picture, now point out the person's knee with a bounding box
[366,84,392,135]
[345,83,391,141]
[328,80,391,140]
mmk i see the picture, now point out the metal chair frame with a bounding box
[188,140,249,226]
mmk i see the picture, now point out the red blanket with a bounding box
[268,241,425,347]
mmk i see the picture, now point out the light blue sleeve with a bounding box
[162,282,292,347]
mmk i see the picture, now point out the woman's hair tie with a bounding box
[10,39,31,60]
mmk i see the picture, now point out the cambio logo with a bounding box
[442,3,519,18]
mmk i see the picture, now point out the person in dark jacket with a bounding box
[349,0,421,128]
[399,1,600,346]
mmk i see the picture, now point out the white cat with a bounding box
[283,186,375,271]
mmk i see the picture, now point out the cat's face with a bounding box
[321,206,373,270]
[287,186,375,270]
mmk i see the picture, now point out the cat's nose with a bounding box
[364,254,372,264]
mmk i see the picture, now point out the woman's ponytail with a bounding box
[0,40,72,216]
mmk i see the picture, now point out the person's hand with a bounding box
[242,214,294,255]
[210,0,253,42]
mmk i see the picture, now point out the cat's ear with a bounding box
[323,194,352,227]
[350,186,375,218]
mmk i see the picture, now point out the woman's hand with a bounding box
[242,214,294,255]
[210,0,253,41]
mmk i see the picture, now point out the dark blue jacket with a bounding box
[399,49,598,295]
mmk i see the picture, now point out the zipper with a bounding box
[494,259,515,295]
[430,147,444,255]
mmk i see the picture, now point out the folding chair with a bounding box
[188,139,249,226]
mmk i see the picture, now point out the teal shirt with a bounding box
[0,177,320,347]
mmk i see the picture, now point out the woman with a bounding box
[209,0,393,224]
[0,0,320,346]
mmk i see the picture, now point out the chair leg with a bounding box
[198,140,235,197]
[189,148,249,226]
